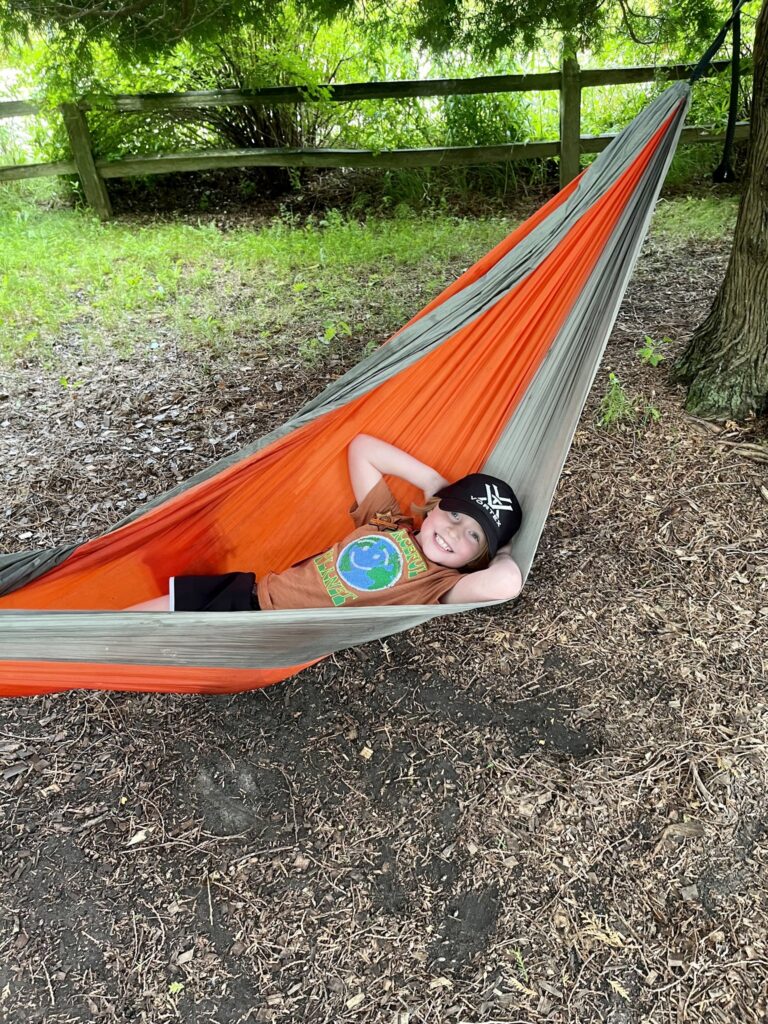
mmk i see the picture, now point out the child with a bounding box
[130,434,523,611]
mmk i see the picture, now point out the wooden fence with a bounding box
[0,57,750,220]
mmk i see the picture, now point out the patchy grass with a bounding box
[1,187,739,369]
[0,201,511,365]
[651,194,739,240]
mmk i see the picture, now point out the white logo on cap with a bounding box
[470,484,514,527]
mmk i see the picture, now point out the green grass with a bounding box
[0,183,740,365]
[0,187,516,364]
[651,194,739,240]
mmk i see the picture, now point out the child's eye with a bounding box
[450,511,460,520]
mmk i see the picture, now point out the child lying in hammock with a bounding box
[130,434,523,612]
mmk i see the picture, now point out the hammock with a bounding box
[0,82,691,697]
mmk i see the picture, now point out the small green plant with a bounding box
[300,318,352,362]
[598,373,663,430]
[598,372,636,427]
[166,979,185,1008]
[512,947,529,982]
[59,376,84,390]
[641,401,662,426]
[316,319,351,347]
[238,179,258,200]
[636,335,669,367]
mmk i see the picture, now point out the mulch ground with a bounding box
[1,199,767,1024]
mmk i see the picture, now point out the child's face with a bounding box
[418,503,485,569]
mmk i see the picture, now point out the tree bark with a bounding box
[675,0,768,421]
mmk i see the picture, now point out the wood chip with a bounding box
[608,979,630,1001]
[654,821,705,853]
[126,828,150,847]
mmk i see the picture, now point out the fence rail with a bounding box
[0,57,750,220]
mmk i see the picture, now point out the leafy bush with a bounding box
[2,0,757,208]
[14,10,354,164]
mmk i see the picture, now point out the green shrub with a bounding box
[3,1,755,209]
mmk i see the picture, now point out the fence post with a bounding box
[559,53,581,188]
[60,102,112,220]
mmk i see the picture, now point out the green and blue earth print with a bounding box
[336,535,403,591]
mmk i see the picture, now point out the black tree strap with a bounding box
[690,0,749,83]
[713,0,743,181]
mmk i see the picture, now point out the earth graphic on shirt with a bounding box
[336,534,404,591]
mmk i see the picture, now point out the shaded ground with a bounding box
[1,203,767,1023]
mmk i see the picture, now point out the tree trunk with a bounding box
[675,0,768,421]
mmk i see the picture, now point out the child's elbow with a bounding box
[493,560,523,602]
[490,581,522,603]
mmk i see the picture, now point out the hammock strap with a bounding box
[690,0,749,84]
[714,0,743,182]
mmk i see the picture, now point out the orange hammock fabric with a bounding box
[0,111,676,697]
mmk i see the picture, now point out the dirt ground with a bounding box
[1,199,767,1024]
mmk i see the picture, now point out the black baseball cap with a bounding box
[435,473,522,558]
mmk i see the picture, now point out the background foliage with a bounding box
[0,0,761,206]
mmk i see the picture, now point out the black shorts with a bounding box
[170,572,259,612]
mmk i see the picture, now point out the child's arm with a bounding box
[348,434,448,504]
[127,594,170,610]
[439,544,522,604]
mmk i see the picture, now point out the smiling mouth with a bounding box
[434,533,453,553]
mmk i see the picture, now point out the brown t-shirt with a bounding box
[256,479,461,610]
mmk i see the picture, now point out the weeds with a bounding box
[641,402,662,427]
[300,318,352,363]
[598,372,661,430]
[598,373,636,427]
[512,947,529,982]
[636,335,670,367]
